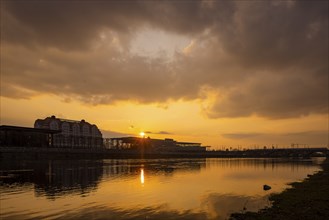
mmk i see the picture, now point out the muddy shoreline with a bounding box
[230,158,329,220]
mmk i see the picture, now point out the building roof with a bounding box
[176,142,202,145]
[36,116,96,127]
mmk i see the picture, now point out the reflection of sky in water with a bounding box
[0,158,324,220]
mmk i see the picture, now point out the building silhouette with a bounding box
[107,137,207,152]
[0,125,58,148]
[34,115,103,148]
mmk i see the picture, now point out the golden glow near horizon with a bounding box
[0,95,328,148]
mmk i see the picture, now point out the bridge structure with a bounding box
[205,147,328,158]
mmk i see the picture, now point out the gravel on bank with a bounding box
[230,158,329,220]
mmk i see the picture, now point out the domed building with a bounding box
[34,116,103,148]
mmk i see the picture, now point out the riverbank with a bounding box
[1,146,327,159]
[230,158,329,220]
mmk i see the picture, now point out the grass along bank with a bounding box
[230,158,329,220]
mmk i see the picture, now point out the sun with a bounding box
[139,132,145,137]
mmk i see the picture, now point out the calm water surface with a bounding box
[0,158,324,220]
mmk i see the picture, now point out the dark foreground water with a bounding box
[0,158,324,220]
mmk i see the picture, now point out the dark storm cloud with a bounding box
[1,0,328,119]
[205,71,328,118]
[2,1,143,50]
[2,1,212,50]
[213,1,328,69]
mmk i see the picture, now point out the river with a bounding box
[0,157,324,219]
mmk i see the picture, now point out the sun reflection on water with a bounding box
[140,168,144,185]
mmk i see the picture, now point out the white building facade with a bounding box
[34,116,103,148]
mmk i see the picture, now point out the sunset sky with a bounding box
[1,0,328,149]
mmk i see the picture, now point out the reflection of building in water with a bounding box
[0,159,103,199]
[33,160,103,198]
[105,137,207,152]
[205,158,318,171]
[35,115,103,148]
[1,158,206,198]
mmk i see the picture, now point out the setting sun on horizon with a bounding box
[139,132,145,138]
